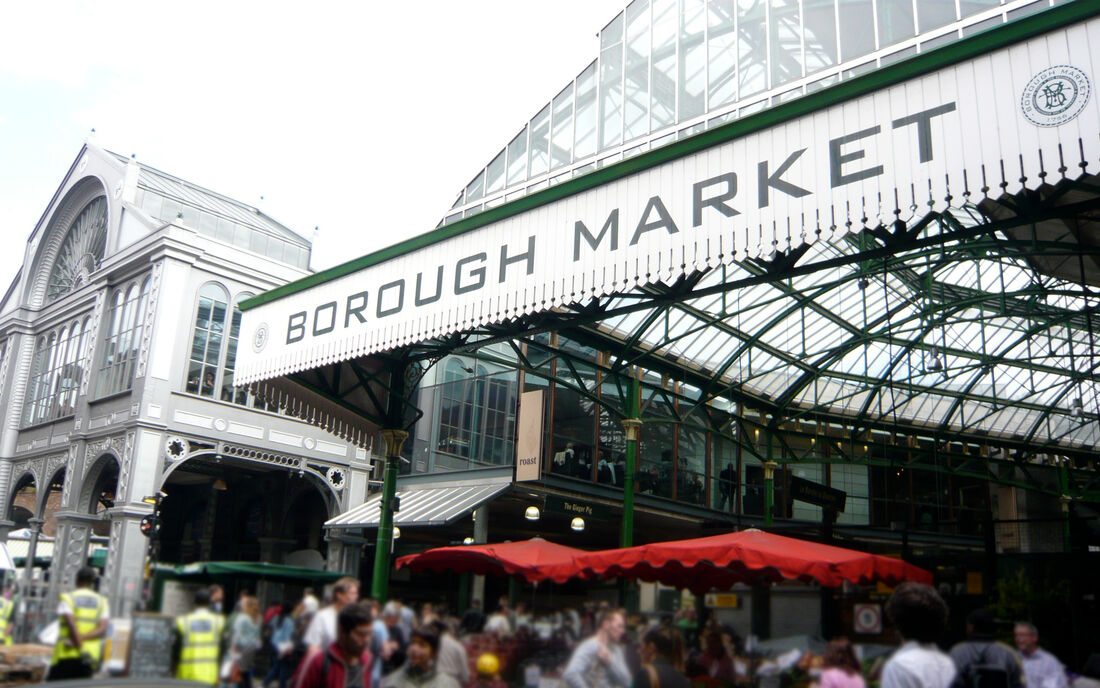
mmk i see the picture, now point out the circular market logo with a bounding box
[252,323,269,352]
[1021,65,1091,127]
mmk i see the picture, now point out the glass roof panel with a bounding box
[445,0,1049,224]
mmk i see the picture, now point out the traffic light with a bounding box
[140,514,161,537]
[140,491,166,538]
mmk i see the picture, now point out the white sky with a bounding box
[0,1,625,286]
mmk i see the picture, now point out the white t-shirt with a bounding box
[484,612,512,636]
[303,605,338,650]
[881,641,956,688]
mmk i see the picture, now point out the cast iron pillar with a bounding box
[763,460,778,527]
[1059,460,1072,553]
[621,417,642,549]
[372,427,407,602]
[620,373,641,548]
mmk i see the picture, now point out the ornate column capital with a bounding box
[380,429,409,457]
[620,418,643,441]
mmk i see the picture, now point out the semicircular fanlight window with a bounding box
[46,196,108,304]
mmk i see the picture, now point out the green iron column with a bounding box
[763,460,779,527]
[618,374,642,613]
[372,428,407,602]
[621,374,641,549]
[1059,461,1072,553]
[621,418,641,547]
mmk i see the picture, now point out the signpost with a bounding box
[789,476,846,513]
[545,495,610,522]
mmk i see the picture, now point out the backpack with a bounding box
[965,644,1011,688]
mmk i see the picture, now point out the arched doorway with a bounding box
[7,473,36,531]
[82,457,119,538]
[158,453,336,567]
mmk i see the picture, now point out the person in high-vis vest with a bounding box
[0,582,14,645]
[175,587,225,685]
[47,566,109,681]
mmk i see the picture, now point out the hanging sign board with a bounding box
[545,495,610,521]
[238,16,1100,386]
[515,390,543,481]
[789,476,847,512]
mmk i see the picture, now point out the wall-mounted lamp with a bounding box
[463,537,475,545]
[570,517,585,532]
[524,506,540,521]
[212,479,228,491]
[393,527,401,539]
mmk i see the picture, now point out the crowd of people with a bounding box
[37,569,1095,688]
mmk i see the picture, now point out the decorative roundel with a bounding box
[165,436,189,461]
[252,323,269,353]
[303,437,317,451]
[1021,65,1091,127]
[326,466,346,490]
[212,418,229,432]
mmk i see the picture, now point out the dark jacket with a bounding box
[632,659,691,688]
[949,639,1024,688]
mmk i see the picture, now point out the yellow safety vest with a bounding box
[0,597,12,645]
[52,589,108,665]
[176,608,224,685]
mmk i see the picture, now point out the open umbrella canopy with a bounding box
[571,529,932,594]
[173,561,344,585]
[395,537,586,584]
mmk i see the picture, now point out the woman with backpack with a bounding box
[263,599,299,688]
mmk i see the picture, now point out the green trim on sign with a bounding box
[240,0,1099,312]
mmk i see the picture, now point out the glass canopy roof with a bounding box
[444,0,1056,226]
[244,1,1099,506]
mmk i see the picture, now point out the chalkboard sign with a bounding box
[127,612,176,678]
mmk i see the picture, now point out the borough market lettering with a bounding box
[285,102,955,345]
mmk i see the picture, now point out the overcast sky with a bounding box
[0,1,625,287]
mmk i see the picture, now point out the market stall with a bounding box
[569,529,932,592]
[395,537,585,583]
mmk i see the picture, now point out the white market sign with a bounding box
[238,16,1100,387]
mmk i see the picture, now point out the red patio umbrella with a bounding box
[395,537,587,584]
[571,529,932,593]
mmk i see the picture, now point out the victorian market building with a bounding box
[0,144,373,629]
[237,0,1100,654]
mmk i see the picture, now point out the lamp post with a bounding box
[372,428,407,602]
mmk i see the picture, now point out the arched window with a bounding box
[185,284,229,397]
[23,315,93,426]
[97,276,151,397]
[184,286,271,409]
